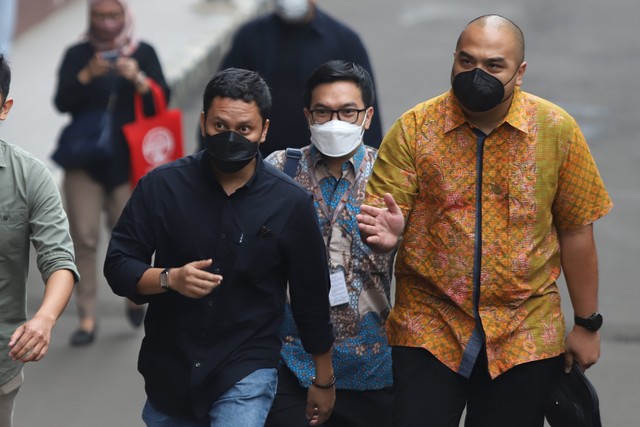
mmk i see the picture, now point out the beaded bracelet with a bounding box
[311,375,336,389]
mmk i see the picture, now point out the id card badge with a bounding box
[328,270,350,307]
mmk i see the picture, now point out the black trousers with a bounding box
[392,346,563,427]
[265,364,393,427]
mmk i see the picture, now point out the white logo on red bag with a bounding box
[142,127,176,166]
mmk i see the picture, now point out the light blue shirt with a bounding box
[0,139,78,384]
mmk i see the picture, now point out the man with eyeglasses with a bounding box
[264,60,394,427]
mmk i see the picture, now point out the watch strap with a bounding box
[574,312,602,331]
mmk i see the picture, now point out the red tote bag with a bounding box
[123,79,184,188]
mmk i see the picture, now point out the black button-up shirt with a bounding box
[104,152,334,420]
[218,9,383,156]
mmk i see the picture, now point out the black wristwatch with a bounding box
[160,268,171,290]
[574,312,603,332]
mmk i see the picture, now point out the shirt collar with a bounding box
[307,7,326,35]
[309,142,365,174]
[502,87,530,134]
[443,87,530,135]
[243,151,264,188]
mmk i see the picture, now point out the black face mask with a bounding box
[452,68,517,113]
[203,131,260,173]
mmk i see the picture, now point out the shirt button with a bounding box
[208,301,213,306]
[214,268,221,274]
[220,233,226,239]
[194,362,201,368]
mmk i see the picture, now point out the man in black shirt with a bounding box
[104,68,335,426]
[205,0,382,157]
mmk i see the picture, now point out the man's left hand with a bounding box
[564,326,600,372]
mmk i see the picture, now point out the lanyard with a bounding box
[307,153,368,227]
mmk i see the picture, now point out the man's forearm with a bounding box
[311,349,334,384]
[36,269,75,322]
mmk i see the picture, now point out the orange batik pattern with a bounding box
[366,88,612,378]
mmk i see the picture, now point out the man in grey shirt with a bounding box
[0,54,78,427]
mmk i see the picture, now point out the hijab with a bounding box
[86,0,138,55]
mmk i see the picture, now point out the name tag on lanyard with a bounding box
[328,270,350,307]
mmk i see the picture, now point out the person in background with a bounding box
[265,60,393,427]
[357,14,612,427]
[208,0,382,157]
[53,0,170,346]
[0,0,16,57]
[0,54,79,427]
[104,67,335,426]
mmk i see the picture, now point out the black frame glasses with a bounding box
[309,108,367,124]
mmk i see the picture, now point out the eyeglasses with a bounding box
[309,108,367,124]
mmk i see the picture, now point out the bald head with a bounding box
[456,15,525,64]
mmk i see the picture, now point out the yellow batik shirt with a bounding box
[365,88,613,378]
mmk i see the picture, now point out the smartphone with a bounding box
[100,50,119,62]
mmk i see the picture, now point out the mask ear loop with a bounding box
[497,64,524,105]
[359,107,371,136]
[504,63,523,87]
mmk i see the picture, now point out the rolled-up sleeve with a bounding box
[29,163,79,283]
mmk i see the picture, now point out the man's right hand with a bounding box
[170,259,223,298]
[357,193,405,253]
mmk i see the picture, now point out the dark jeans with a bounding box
[392,346,562,427]
[265,364,393,427]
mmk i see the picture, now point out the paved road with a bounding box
[13,0,639,426]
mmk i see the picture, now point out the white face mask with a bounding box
[275,0,310,22]
[309,112,368,158]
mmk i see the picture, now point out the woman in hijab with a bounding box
[54,0,170,346]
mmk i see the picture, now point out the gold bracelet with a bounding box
[311,375,336,389]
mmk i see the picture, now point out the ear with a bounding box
[199,111,206,137]
[259,119,270,144]
[363,107,374,130]
[0,98,14,121]
[303,108,313,126]
[515,62,527,86]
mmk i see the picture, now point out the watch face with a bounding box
[160,269,169,289]
[590,313,603,330]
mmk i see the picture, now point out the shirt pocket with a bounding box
[231,234,281,285]
[0,209,28,254]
